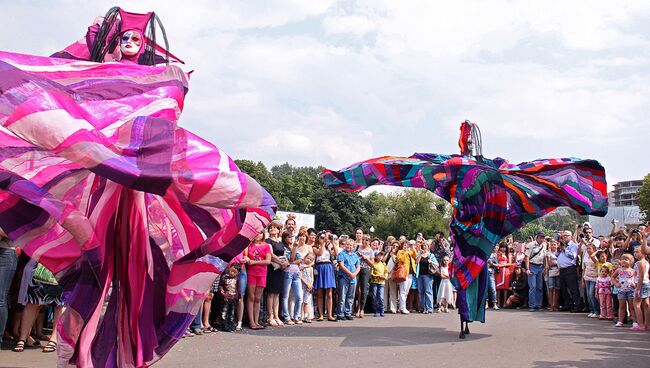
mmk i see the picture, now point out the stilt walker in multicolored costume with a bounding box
[323,120,608,338]
[0,7,275,367]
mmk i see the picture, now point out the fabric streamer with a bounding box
[0,8,275,368]
[323,120,607,329]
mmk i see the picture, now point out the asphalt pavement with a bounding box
[2,309,648,368]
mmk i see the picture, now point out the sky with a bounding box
[1,0,649,190]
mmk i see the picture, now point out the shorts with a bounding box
[247,273,266,288]
[617,290,634,300]
[546,276,560,290]
[639,283,650,299]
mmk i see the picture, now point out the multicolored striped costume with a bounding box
[0,12,275,367]
[323,121,607,326]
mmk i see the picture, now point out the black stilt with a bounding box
[464,321,470,335]
[459,319,466,339]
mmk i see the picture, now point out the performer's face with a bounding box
[120,30,142,56]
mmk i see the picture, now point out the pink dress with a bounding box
[246,243,270,277]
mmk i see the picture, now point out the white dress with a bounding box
[437,265,455,306]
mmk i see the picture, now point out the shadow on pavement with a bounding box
[529,312,650,368]
[243,325,490,347]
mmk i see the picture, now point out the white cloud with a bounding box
[1,0,649,186]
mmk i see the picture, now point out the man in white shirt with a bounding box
[525,232,547,311]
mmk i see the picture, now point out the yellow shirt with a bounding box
[396,249,417,273]
[370,261,388,284]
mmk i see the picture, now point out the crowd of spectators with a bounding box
[1,217,649,354]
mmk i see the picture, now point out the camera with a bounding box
[579,234,585,239]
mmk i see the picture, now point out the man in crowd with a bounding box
[431,232,450,307]
[525,232,547,312]
[558,230,583,312]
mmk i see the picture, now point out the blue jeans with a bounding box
[282,272,303,320]
[369,283,385,314]
[487,272,497,303]
[527,264,543,309]
[0,248,18,344]
[337,277,356,317]
[585,280,599,314]
[417,274,434,312]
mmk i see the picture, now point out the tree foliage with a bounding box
[638,174,650,218]
[234,160,449,237]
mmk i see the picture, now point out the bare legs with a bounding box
[317,288,334,320]
[246,285,265,329]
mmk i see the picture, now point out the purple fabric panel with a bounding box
[155,311,192,357]
[131,117,173,195]
[180,203,222,237]
[70,79,184,101]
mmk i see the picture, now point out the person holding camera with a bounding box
[525,233,547,312]
[313,232,338,321]
[558,230,584,312]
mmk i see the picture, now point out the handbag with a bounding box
[391,263,408,283]
[428,259,440,275]
[33,263,58,285]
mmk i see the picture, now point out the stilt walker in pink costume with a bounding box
[0,7,276,367]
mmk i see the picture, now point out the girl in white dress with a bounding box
[437,256,455,312]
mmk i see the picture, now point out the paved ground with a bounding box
[1,309,648,368]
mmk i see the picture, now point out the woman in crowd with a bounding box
[416,241,437,313]
[383,238,399,313]
[313,232,338,321]
[266,221,288,326]
[544,238,561,311]
[505,266,528,309]
[282,229,304,325]
[244,232,272,330]
[495,244,514,308]
[355,234,374,317]
[13,259,65,352]
[395,238,417,314]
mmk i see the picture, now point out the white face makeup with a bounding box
[120,30,142,56]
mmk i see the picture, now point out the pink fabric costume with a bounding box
[0,7,275,367]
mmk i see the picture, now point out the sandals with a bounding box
[42,341,57,353]
[316,316,324,322]
[269,319,279,327]
[12,340,26,352]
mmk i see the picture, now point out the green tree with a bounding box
[638,174,650,218]
[512,222,552,242]
[366,189,448,239]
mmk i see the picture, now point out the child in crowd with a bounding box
[370,251,388,316]
[487,248,499,310]
[300,253,315,323]
[437,256,454,312]
[545,239,560,311]
[632,247,649,330]
[595,266,614,320]
[336,238,361,320]
[612,254,636,327]
[220,264,241,332]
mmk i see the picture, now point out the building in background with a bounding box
[590,178,646,235]
[610,179,643,207]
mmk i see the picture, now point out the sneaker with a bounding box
[191,327,203,335]
[380,312,385,317]
[630,325,645,331]
[345,316,353,320]
[236,322,242,331]
[614,322,624,327]
[374,313,379,317]
[493,305,500,310]
[400,309,410,314]
[529,309,536,312]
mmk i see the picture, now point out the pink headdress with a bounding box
[52,7,184,65]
